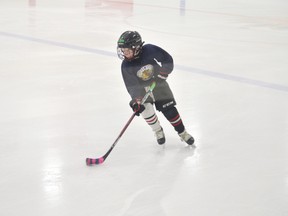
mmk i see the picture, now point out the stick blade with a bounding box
[86,157,105,166]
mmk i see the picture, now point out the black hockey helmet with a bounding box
[117,31,144,60]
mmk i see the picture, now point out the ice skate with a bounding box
[155,127,165,145]
[178,130,194,145]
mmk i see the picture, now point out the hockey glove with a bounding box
[129,99,145,116]
[156,71,169,82]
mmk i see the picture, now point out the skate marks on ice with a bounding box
[115,185,162,216]
[115,145,197,216]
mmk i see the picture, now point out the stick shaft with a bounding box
[86,81,156,165]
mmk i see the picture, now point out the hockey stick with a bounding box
[86,81,156,166]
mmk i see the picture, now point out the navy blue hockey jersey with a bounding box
[121,44,174,100]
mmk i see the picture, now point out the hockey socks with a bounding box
[162,107,185,133]
[141,103,165,144]
[141,103,161,130]
[163,107,194,145]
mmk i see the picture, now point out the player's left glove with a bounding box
[155,71,169,82]
[129,98,145,116]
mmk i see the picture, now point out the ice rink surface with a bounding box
[0,0,288,215]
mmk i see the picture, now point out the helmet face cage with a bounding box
[117,31,144,60]
[117,47,126,60]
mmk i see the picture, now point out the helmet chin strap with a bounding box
[132,44,144,59]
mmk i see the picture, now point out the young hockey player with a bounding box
[117,31,194,145]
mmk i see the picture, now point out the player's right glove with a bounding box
[129,99,145,116]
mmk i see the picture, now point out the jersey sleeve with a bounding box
[148,44,174,74]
